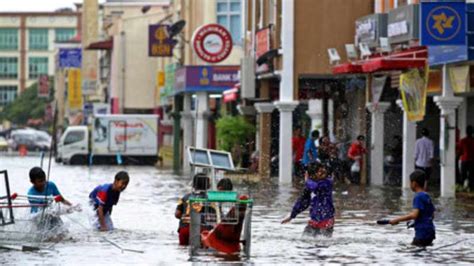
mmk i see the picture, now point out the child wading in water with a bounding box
[89,171,129,231]
[390,170,436,246]
[282,162,335,237]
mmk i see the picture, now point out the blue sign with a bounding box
[421,2,466,46]
[428,45,468,65]
[59,48,82,68]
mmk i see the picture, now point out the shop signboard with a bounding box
[59,48,82,68]
[355,13,387,48]
[192,24,233,63]
[421,1,466,46]
[388,4,419,44]
[174,66,239,94]
[149,24,174,57]
[255,27,271,73]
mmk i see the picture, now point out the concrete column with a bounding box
[275,101,298,184]
[434,65,462,198]
[306,99,323,132]
[255,103,275,177]
[458,97,468,139]
[366,102,391,186]
[195,92,209,149]
[328,99,335,141]
[181,93,193,172]
[397,99,417,189]
[276,0,297,184]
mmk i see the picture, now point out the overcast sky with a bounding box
[0,0,106,12]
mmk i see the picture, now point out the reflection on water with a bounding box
[0,157,473,264]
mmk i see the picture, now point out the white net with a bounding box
[0,170,68,249]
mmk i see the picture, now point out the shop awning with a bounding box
[332,46,428,74]
[223,83,240,103]
[332,63,363,75]
[361,57,426,73]
[87,39,113,50]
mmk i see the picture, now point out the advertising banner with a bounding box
[67,68,83,110]
[399,68,428,122]
[449,65,470,93]
[38,75,49,98]
[371,75,387,104]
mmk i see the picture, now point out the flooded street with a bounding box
[1,156,473,264]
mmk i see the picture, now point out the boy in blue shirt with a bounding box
[282,162,335,237]
[28,167,72,213]
[89,171,130,231]
[390,170,436,246]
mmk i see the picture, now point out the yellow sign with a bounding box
[449,65,470,93]
[399,67,428,122]
[157,71,165,87]
[68,68,83,110]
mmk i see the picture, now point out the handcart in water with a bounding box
[187,147,253,258]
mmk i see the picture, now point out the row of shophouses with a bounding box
[145,0,471,198]
[13,0,470,197]
[107,0,473,198]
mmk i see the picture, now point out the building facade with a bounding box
[0,11,80,108]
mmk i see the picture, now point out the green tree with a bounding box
[216,115,256,152]
[0,82,54,126]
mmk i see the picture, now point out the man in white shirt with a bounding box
[414,128,434,189]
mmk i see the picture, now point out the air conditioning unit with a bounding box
[240,56,256,99]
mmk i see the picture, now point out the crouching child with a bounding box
[89,171,129,231]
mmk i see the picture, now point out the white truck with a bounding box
[57,114,159,165]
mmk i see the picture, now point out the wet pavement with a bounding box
[0,156,473,264]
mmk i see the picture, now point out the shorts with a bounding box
[92,213,114,231]
[412,237,434,247]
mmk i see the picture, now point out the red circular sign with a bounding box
[192,24,233,63]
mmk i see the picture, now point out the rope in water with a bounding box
[63,215,144,254]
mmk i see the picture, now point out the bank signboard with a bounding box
[174,66,239,94]
[425,2,474,65]
[149,24,174,57]
[420,1,466,46]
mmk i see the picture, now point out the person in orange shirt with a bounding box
[347,135,367,184]
[457,126,474,190]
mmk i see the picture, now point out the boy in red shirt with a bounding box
[457,126,474,190]
[347,135,367,184]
